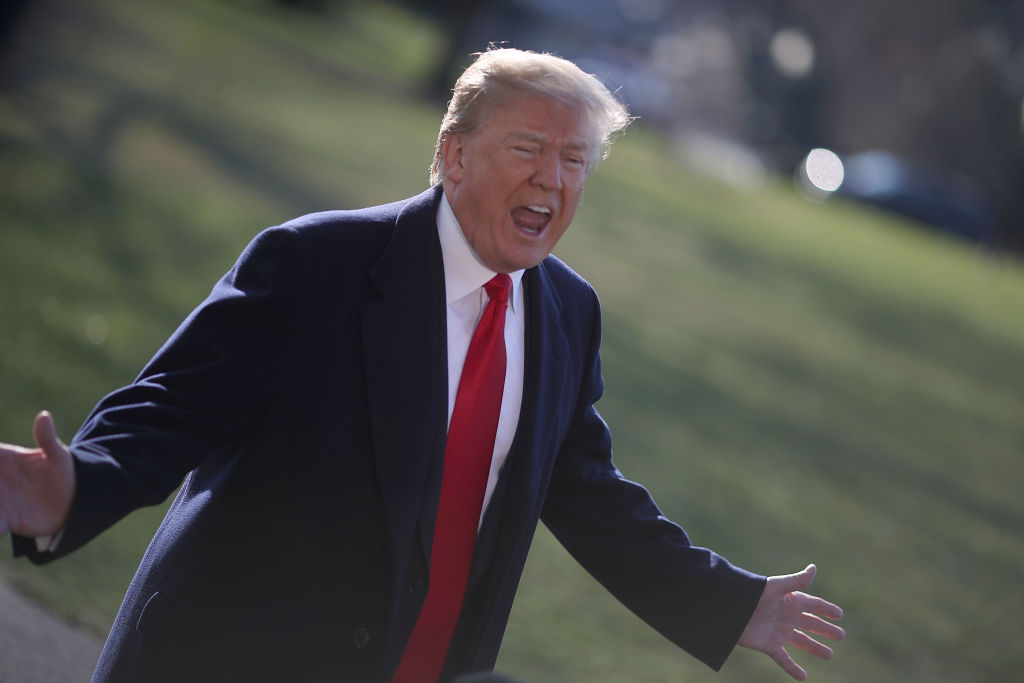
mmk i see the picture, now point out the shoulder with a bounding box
[531,254,603,356]
[281,189,434,243]
[279,194,419,232]
[535,253,599,307]
[245,186,441,267]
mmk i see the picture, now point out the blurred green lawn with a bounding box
[1,1,1023,681]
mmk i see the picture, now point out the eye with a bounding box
[512,145,538,157]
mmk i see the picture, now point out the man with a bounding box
[0,48,843,682]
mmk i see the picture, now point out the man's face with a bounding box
[441,95,597,273]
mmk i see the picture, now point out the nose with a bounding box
[532,151,563,191]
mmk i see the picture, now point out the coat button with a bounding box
[406,578,425,593]
[351,627,371,648]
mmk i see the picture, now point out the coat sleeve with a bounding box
[539,287,766,671]
[14,225,311,563]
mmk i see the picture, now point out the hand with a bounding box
[0,411,75,538]
[738,564,845,680]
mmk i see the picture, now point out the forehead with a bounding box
[476,94,598,150]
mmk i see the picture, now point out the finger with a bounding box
[33,412,56,451]
[799,612,846,641]
[790,629,836,660]
[795,593,844,621]
[771,646,808,681]
[33,411,60,454]
[0,440,37,458]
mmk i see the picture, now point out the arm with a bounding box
[539,288,764,670]
[541,287,843,677]
[7,226,310,561]
[541,399,766,670]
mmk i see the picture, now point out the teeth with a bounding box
[526,205,551,214]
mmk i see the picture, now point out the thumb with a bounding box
[775,563,817,593]
[33,411,66,458]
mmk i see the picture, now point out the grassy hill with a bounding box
[1,1,1022,681]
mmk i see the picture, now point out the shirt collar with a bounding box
[437,192,524,310]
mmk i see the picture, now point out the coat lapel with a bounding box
[360,186,448,573]
[468,260,569,587]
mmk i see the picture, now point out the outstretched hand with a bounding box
[0,411,75,538]
[738,564,845,680]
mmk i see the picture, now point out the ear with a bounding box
[441,132,465,184]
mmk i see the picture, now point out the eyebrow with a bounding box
[505,131,593,153]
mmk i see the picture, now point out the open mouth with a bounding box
[511,205,552,235]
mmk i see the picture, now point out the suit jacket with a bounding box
[15,185,764,682]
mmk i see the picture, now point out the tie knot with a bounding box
[484,273,512,306]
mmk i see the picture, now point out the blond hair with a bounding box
[429,47,632,185]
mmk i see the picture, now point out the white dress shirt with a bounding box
[436,194,525,528]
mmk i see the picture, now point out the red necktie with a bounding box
[392,273,512,683]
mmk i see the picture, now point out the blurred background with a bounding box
[1,1,1022,681]
[431,0,1024,252]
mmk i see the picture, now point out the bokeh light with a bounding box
[797,147,845,200]
[770,28,815,79]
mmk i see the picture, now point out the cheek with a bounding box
[557,199,581,232]
[544,219,573,249]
